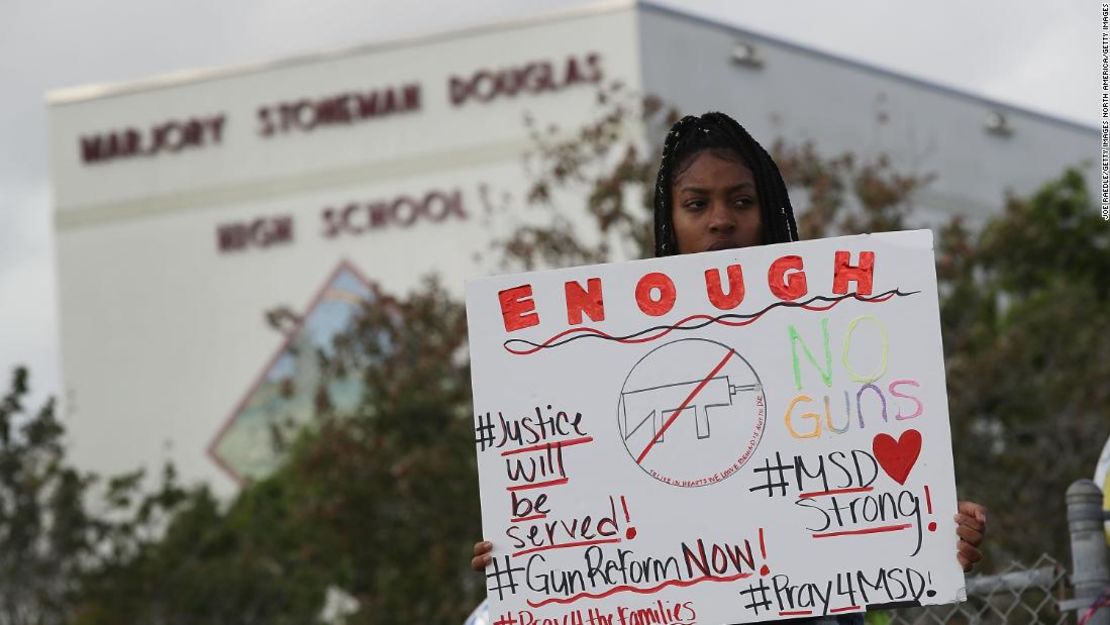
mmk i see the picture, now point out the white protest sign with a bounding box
[466,230,965,625]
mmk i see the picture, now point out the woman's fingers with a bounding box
[954,502,987,573]
[954,517,984,546]
[471,541,494,572]
[957,542,983,572]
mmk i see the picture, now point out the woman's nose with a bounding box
[707,201,736,232]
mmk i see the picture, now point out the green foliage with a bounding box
[0,367,175,625]
[938,170,1110,563]
[0,366,88,625]
[72,279,481,625]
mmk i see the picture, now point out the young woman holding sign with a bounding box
[470,112,988,621]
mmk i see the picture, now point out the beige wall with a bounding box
[50,4,644,495]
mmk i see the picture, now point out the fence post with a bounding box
[1068,479,1109,625]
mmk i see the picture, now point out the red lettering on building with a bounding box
[257,83,421,137]
[217,215,295,253]
[449,53,603,107]
[320,189,467,238]
[79,114,226,164]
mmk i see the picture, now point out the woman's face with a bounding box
[670,150,763,254]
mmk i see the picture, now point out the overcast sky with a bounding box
[0,0,1095,404]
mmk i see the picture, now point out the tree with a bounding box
[73,278,482,625]
[0,367,176,625]
[937,169,1110,563]
[0,366,86,625]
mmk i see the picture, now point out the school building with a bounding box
[47,0,1096,494]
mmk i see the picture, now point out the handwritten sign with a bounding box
[466,230,965,625]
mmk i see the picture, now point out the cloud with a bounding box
[657,0,1089,125]
[0,185,61,404]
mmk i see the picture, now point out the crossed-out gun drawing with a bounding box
[620,376,763,444]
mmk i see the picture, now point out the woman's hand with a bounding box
[472,540,493,572]
[955,501,988,572]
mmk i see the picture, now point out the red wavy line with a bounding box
[505,292,898,356]
[525,571,752,608]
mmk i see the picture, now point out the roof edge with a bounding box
[46,0,636,106]
[640,1,1095,134]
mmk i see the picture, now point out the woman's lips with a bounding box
[705,240,738,252]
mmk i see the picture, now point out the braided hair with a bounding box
[653,112,798,257]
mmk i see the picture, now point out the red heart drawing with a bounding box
[872,429,922,485]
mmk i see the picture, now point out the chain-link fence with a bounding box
[883,479,1110,625]
[887,555,1069,625]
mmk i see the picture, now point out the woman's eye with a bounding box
[734,197,755,208]
[684,200,707,210]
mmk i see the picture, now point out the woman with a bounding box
[470,112,988,619]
